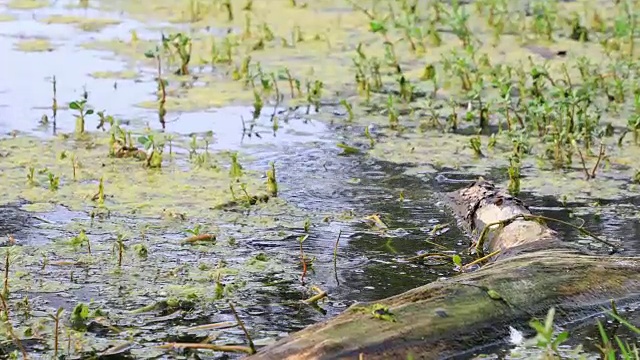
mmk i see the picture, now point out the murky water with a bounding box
[1,0,639,359]
[0,2,467,358]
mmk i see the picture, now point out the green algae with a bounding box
[90,70,138,79]
[0,126,341,357]
[14,38,55,52]
[0,133,269,217]
[20,202,56,212]
[39,15,121,32]
[6,0,49,10]
[0,13,16,22]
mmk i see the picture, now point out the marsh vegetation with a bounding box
[0,0,640,358]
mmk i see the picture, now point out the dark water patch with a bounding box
[240,144,474,322]
[0,202,32,238]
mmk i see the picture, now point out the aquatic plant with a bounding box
[229,152,243,179]
[164,33,192,76]
[47,172,59,191]
[299,234,309,284]
[70,303,89,331]
[68,99,93,135]
[469,135,483,157]
[144,46,167,129]
[340,99,354,122]
[96,110,114,131]
[26,166,35,186]
[138,134,164,168]
[90,176,106,205]
[70,230,91,254]
[266,161,277,197]
[113,234,126,268]
[507,154,521,196]
[51,75,58,126]
[597,308,640,359]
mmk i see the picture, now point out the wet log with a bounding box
[250,179,640,359]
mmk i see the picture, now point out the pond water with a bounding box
[1,0,639,359]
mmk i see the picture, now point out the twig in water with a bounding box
[184,321,236,332]
[182,234,216,244]
[406,252,453,263]
[303,286,328,304]
[425,239,449,250]
[574,144,591,180]
[590,144,606,178]
[228,301,256,354]
[574,142,606,180]
[33,216,54,224]
[157,343,254,354]
[333,230,342,285]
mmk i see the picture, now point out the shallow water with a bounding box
[0,2,467,357]
[1,0,640,358]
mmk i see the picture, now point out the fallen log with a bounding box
[250,179,640,360]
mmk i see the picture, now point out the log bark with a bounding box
[250,179,640,360]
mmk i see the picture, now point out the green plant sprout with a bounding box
[266,161,277,197]
[69,99,94,135]
[138,134,164,168]
[48,172,59,191]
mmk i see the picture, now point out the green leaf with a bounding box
[529,319,546,335]
[607,310,640,334]
[137,136,149,145]
[144,50,156,59]
[69,101,81,110]
[369,20,386,33]
[553,331,569,346]
[85,109,94,115]
[544,307,556,333]
[597,320,610,345]
[452,254,462,267]
[615,336,631,357]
